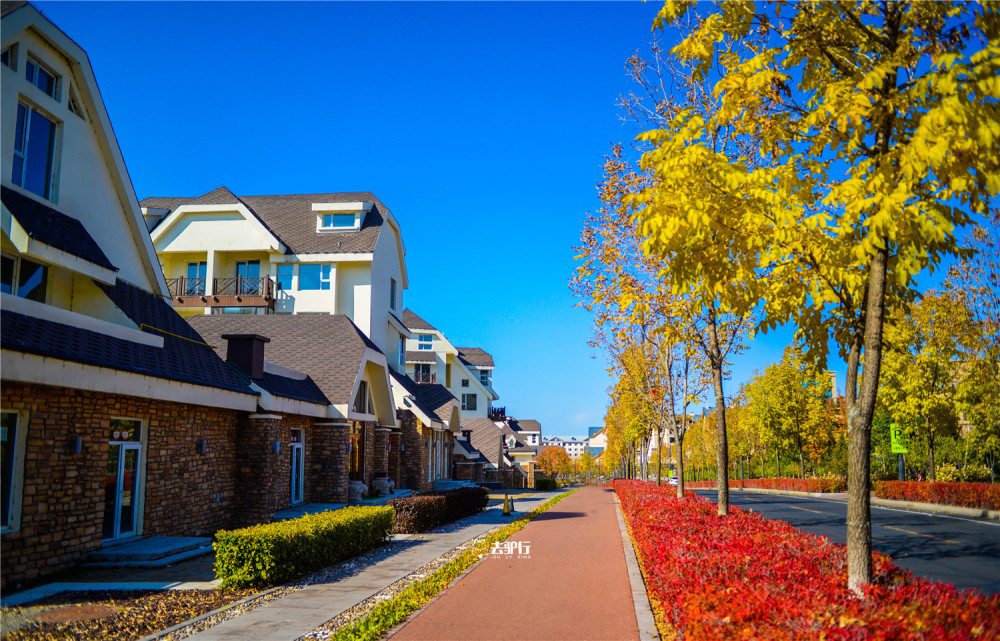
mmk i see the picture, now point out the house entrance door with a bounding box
[290,429,304,504]
[103,419,143,541]
[235,260,260,295]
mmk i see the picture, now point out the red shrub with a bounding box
[686,478,847,493]
[873,481,1000,511]
[615,480,999,640]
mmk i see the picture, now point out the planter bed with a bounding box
[686,478,847,493]
[615,480,999,640]
[873,481,1000,512]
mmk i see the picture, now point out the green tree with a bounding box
[642,0,998,591]
[880,291,973,481]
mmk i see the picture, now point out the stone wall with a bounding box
[0,382,240,589]
[397,411,431,492]
[307,422,349,504]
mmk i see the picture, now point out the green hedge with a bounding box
[534,478,557,491]
[215,505,394,589]
[389,487,489,533]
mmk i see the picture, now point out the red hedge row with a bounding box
[686,478,847,493]
[873,481,1000,511]
[615,480,999,640]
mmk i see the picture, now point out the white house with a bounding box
[401,309,499,418]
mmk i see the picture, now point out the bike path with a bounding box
[389,486,642,641]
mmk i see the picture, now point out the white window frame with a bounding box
[479,370,490,386]
[1,251,48,303]
[462,394,477,411]
[316,212,360,232]
[398,336,405,369]
[11,100,59,201]
[298,264,332,291]
[417,334,433,350]
[1,43,18,71]
[25,54,59,100]
[390,278,397,310]
[104,416,149,541]
[1,409,29,533]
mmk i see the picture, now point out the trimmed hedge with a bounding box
[389,486,489,533]
[687,478,847,493]
[534,478,558,491]
[615,480,1000,640]
[874,480,1000,511]
[214,505,393,589]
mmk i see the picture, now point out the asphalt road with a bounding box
[693,489,1000,597]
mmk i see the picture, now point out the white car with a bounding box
[668,477,679,486]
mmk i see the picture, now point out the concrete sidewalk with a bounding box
[182,490,563,641]
[388,486,647,641]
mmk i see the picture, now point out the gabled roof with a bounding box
[389,370,457,424]
[186,314,382,405]
[2,186,116,271]
[456,347,494,369]
[405,351,436,363]
[141,190,393,255]
[464,417,504,467]
[1,279,254,396]
[402,309,437,332]
[510,419,541,433]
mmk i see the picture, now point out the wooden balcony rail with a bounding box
[166,277,207,296]
[214,276,274,298]
[411,372,437,384]
[166,276,276,307]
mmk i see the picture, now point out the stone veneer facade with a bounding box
[0,382,350,589]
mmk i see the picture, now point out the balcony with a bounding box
[411,372,436,384]
[166,276,276,311]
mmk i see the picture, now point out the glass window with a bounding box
[462,394,477,411]
[211,306,269,315]
[480,370,490,386]
[353,381,369,414]
[2,412,19,528]
[12,102,57,200]
[109,418,141,442]
[461,379,469,387]
[418,334,432,350]
[0,44,13,70]
[1,254,15,295]
[25,57,57,98]
[299,264,331,290]
[390,278,397,310]
[276,264,293,291]
[17,257,47,302]
[321,213,355,229]
[398,336,405,368]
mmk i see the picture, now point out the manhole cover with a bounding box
[34,604,119,624]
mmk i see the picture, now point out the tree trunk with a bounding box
[798,434,806,479]
[656,425,663,486]
[676,432,686,498]
[927,418,936,483]
[848,246,889,593]
[707,309,730,516]
[776,451,781,478]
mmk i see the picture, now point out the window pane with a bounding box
[37,67,55,97]
[2,413,18,527]
[13,103,26,154]
[16,258,46,302]
[1,255,15,295]
[276,264,293,291]
[109,418,141,442]
[24,109,56,199]
[322,214,333,227]
[331,214,354,227]
[299,264,321,290]
[25,59,34,83]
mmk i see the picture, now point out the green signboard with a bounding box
[890,423,910,454]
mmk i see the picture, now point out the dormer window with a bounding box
[25,56,58,99]
[417,334,432,350]
[312,201,372,233]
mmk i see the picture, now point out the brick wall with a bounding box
[234,414,289,527]
[0,382,240,589]
[387,429,402,489]
[373,427,390,484]
[307,423,349,504]
[397,412,431,492]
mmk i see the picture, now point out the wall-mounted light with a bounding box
[71,436,83,455]
[273,440,281,453]
[197,438,208,454]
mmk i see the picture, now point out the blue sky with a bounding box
[34,1,950,437]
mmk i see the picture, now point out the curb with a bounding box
[704,487,1000,521]
[614,497,660,640]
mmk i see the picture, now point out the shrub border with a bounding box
[329,489,578,641]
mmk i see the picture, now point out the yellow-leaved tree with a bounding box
[640,0,999,591]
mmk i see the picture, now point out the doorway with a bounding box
[290,429,304,504]
[103,418,143,541]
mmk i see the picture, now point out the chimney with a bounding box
[221,334,270,380]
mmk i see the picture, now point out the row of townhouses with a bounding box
[0,3,542,590]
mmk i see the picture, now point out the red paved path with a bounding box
[390,486,639,641]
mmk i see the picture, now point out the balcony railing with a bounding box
[166,276,275,309]
[411,372,436,384]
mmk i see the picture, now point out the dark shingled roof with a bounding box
[186,314,382,405]
[140,188,393,255]
[464,417,504,467]
[256,369,329,406]
[405,351,436,363]
[2,186,116,271]
[457,347,494,369]
[510,418,541,433]
[1,279,254,395]
[402,309,436,332]
[390,370,457,425]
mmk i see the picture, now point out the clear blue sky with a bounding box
[34,1,949,438]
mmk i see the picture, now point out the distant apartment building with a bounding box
[543,436,589,459]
